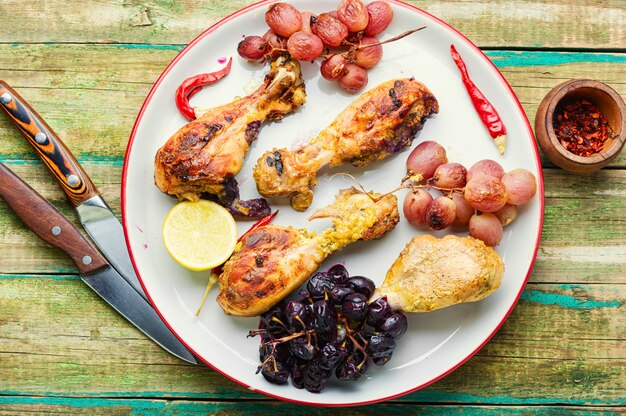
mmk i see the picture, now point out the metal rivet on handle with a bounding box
[82,255,92,265]
[67,174,79,186]
[51,226,61,236]
[0,93,11,104]
[35,132,47,144]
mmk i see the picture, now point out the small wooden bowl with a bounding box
[535,79,626,172]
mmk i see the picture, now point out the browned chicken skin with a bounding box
[374,235,504,312]
[253,78,438,211]
[217,188,399,316]
[154,56,306,218]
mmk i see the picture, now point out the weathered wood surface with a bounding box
[1,274,624,403]
[1,0,625,414]
[0,0,624,49]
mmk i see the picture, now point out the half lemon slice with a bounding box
[162,200,237,271]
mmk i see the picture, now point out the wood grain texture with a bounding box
[0,81,100,207]
[0,46,623,167]
[0,0,625,412]
[0,0,624,48]
[0,164,107,274]
[0,400,624,416]
[1,163,624,282]
[0,275,624,403]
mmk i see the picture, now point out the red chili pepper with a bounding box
[175,57,233,121]
[237,210,279,243]
[450,45,507,155]
[211,210,278,276]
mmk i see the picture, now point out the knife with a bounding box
[0,162,196,364]
[0,81,147,301]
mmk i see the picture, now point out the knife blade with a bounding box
[0,162,196,364]
[0,81,148,301]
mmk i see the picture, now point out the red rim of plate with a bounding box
[121,0,545,407]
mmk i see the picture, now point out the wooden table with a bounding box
[1,1,624,414]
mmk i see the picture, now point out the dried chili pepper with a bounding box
[195,210,279,317]
[175,57,233,121]
[450,45,507,154]
[553,98,610,157]
[237,210,279,243]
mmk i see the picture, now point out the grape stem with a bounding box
[331,172,464,204]
[355,26,427,51]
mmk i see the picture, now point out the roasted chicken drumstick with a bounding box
[374,235,504,312]
[154,56,306,218]
[217,187,399,316]
[253,78,438,211]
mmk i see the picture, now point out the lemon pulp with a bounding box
[162,200,237,271]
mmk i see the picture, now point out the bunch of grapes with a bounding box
[249,264,407,393]
[402,140,537,246]
[237,0,396,92]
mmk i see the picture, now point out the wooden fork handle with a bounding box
[0,81,99,207]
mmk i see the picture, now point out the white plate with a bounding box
[122,0,544,406]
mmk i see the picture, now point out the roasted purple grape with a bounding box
[365,333,396,359]
[378,312,408,339]
[366,296,392,327]
[251,264,408,392]
[284,300,311,330]
[307,272,335,299]
[348,275,375,298]
[312,299,338,334]
[260,359,290,384]
[342,292,369,321]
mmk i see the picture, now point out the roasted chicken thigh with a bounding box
[217,188,399,316]
[374,235,504,312]
[154,56,306,218]
[253,78,438,211]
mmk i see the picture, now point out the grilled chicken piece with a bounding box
[217,187,399,316]
[154,56,306,218]
[253,78,438,211]
[373,235,504,312]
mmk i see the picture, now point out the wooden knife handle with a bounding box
[0,163,107,274]
[0,81,99,207]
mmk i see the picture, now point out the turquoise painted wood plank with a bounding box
[0,396,624,416]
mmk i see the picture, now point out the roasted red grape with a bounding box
[451,192,474,226]
[426,195,457,230]
[466,159,505,182]
[355,36,383,69]
[502,168,537,205]
[320,54,347,80]
[464,176,508,212]
[237,35,268,61]
[287,31,324,61]
[337,0,370,32]
[262,30,287,58]
[494,204,518,226]
[405,140,448,180]
[265,2,302,38]
[311,12,349,47]
[364,1,394,36]
[469,212,503,246]
[432,162,467,189]
[338,64,368,92]
[403,188,433,227]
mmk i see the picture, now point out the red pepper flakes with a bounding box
[553,98,611,157]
